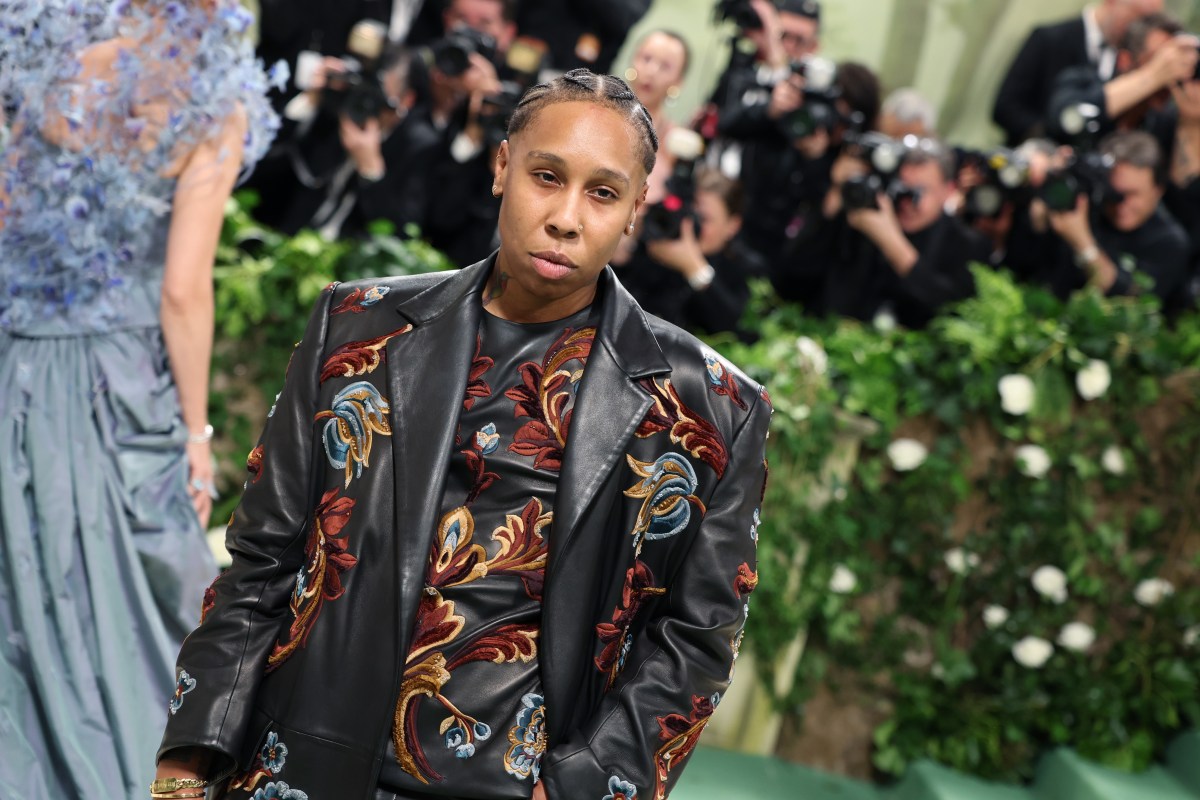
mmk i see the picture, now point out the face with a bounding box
[629,32,687,111]
[779,12,820,61]
[1134,28,1173,69]
[695,189,742,256]
[492,101,649,320]
[1105,0,1164,46]
[1105,162,1161,231]
[879,113,932,140]
[445,0,515,51]
[895,160,952,234]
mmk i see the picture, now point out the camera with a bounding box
[958,147,1031,220]
[840,132,922,211]
[778,56,841,140]
[714,0,762,30]
[642,129,706,242]
[430,25,498,77]
[1040,150,1123,212]
[478,81,524,149]
[319,20,392,127]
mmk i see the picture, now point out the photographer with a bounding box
[252,39,441,239]
[517,0,652,74]
[777,138,989,328]
[618,167,761,338]
[1046,130,1192,313]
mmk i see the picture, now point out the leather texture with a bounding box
[159,256,771,800]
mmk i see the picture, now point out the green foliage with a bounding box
[209,194,452,521]
[712,267,1200,782]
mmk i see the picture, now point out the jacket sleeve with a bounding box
[157,285,336,774]
[993,27,1049,145]
[540,389,771,800]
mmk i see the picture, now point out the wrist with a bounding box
[687,261,716,291]
[187,423,214,445]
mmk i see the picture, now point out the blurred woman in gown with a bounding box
[0,1,282,796]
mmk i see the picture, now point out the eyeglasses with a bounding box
[779,31,816,48]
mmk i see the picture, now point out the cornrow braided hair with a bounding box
[506,68,659,177]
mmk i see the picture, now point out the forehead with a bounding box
[638,32,687,62]
[512,101,645,180]
[779,12,819,33]
[448,0,503,21]
[1111,161,1155,185]
[900,159,947,184]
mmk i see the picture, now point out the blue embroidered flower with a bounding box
[361,285,391,306]
[251,781,308,800]
[169,668,196,715]
[292,566,307,601]
[703,350,725,385]
[624,453,703,552]
[259,731,288,774]
[475,422,500,454]
[750,508,760,544]
[504,693,547,781]
[319,381,392,487]
[443,719,492,759]
[604,774,638,800]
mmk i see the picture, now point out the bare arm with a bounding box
[160,107,248,527]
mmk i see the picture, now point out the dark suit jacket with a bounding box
[516,0,652,74]
[993,16,1090,146]
[159,258,771,800]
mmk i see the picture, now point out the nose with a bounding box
[546,192,584,240]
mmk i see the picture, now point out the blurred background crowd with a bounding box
[241,0,1200,341]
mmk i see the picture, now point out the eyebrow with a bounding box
[526,150,632,191]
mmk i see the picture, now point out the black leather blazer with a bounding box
[159,257,771,800]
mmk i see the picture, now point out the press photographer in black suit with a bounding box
[993,0,1161,146]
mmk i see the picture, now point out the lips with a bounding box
[530,251,577,280]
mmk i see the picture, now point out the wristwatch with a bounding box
[687,262,716,291]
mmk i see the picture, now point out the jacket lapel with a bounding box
[543,268,671,741]
[386,258,491,657]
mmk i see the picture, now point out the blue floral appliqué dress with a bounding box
[0,2,281,798]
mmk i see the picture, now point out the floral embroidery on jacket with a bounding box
[249,780,309,800]
[505,327,595,471]
[267,489,358,671]
[200,576,218,624]
[636,378,729,478]
[228,730,293,795]
[702,349,747,410]
[330,284,390,315]
[169,668,195,715]
[504,692,547,781]
[246,444,265,485]
[464,334,495,411]
[734,562,758,598]
[653,694,719,799]
[319,324,413,382]
[604,774,639,800]
[595,560,665,687]
[316,380,391,488]
[624,453,706,554]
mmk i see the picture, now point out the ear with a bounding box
[631,180,649,219]
[494,140,510,184]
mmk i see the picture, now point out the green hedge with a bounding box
[210,198,1200,783]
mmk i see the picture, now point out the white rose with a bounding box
[829,564,858,594]
[1184,626,1199,648]
[944,547,980,576]
[998,374,1035,416]
[1015,444,1052,479]
[873,309,897,332]
[1057,621,1096,653]
[887,438,928,472]
[930,662,946,681]
[1012,636,1054,668]
[795,336,828,376]
[1134,577,1175,607]
[1101,445,1126,476]
[1031,565,1068,604]
[1076,359,1112,401]
[983,605,1010,630]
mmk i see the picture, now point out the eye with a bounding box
[591,187,619,201]
[533,171,558,185]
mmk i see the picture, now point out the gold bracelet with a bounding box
[150,777,208,793]
[150,792,205,799]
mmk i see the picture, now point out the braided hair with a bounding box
[506,68,659,177]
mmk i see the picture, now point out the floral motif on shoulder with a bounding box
[169,668,195,715]
[315,381,391,488]
[504,692,547,782]
[636,378,729,479]
[624,453,706,555]
[702,349,747,410]
[604,774,639,800]
[319,324,413,383]
[200,576,219,624]
[330,284,391,315]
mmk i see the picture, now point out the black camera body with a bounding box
[321,62,392,127]
[714,0,762,30]
[778,56,842,140]
[478,81,525,149]
[430,25,498,77]
[840,132,922,211]
[958,147,1031,220]
[643,130,706,242]
[1040,151,1123,212]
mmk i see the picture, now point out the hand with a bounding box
[1171,79,1200,123]
[185,440,215,529]
[846,191,902,243]
[1047,194,1093,250]
[532,781,549,800]
[339,116,385,176]
[1148,34,1200,89]
[461,52,503,98]
[767,75,804,120]
[645,217,708,278]
[749,0,786,68]
[831,153,869,187]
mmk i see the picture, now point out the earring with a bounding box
[625,67,638,83]
[666,85,681,103]
[491,185,501,197]
[626,221,635,235]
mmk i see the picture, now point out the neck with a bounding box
[481,264,598,323]
[1092,4,1117,46]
